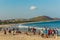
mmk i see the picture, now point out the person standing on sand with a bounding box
[43,28,48,38]
[28,27,31,32]
[52,28,58,38]
[38,30,41,35]
[12,28,16,35]
[32,27,36,35]
[40,29,44,36]
[4,29,7,35]
[8,29,12,34]
[38,29,44,35]
[55,28,58,35]
[48,28,53,38]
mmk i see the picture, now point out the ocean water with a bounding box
[22,20,60,28]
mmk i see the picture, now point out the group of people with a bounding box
[3,28,21,35]
[2,27,58,38]
[42,28,58,38]
[28,27,36,35]
[28,27,58,38]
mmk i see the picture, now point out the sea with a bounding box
[22,20,60,28]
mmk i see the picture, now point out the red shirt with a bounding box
[48,29,52,35]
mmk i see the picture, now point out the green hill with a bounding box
[30,16,53,22]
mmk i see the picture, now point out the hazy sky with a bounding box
[0,0,60,20]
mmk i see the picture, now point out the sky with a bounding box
[0,0,60,20]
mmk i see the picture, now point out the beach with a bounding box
[0,24,60,40]
[0,31,60,40]
[0,24,16,28]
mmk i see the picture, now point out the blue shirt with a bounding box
[44,30,48,34]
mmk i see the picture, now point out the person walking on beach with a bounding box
[8,29,12,34]
[52,28,58,38]
[40,29,44,37]
[38,29,44,35]
[28,27,31,32]
[38,30,41,35]
[4,29,7,35]
[48,28,53,38]
[32,27,36,35]
[44,28,48,38]
[12,28,16,35]
[54,28,58,35]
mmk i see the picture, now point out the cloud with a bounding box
[29,6,37,10]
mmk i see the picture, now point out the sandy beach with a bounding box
[0,24,16,28]
[0,24,60,40]
[0,31,60,40]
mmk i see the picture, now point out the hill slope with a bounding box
[30,16,53,21]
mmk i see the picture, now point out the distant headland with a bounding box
[0,16,60,25]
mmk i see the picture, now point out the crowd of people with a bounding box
[3,28,21,35]
[28,27,58,38]
[2,27,58,38]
